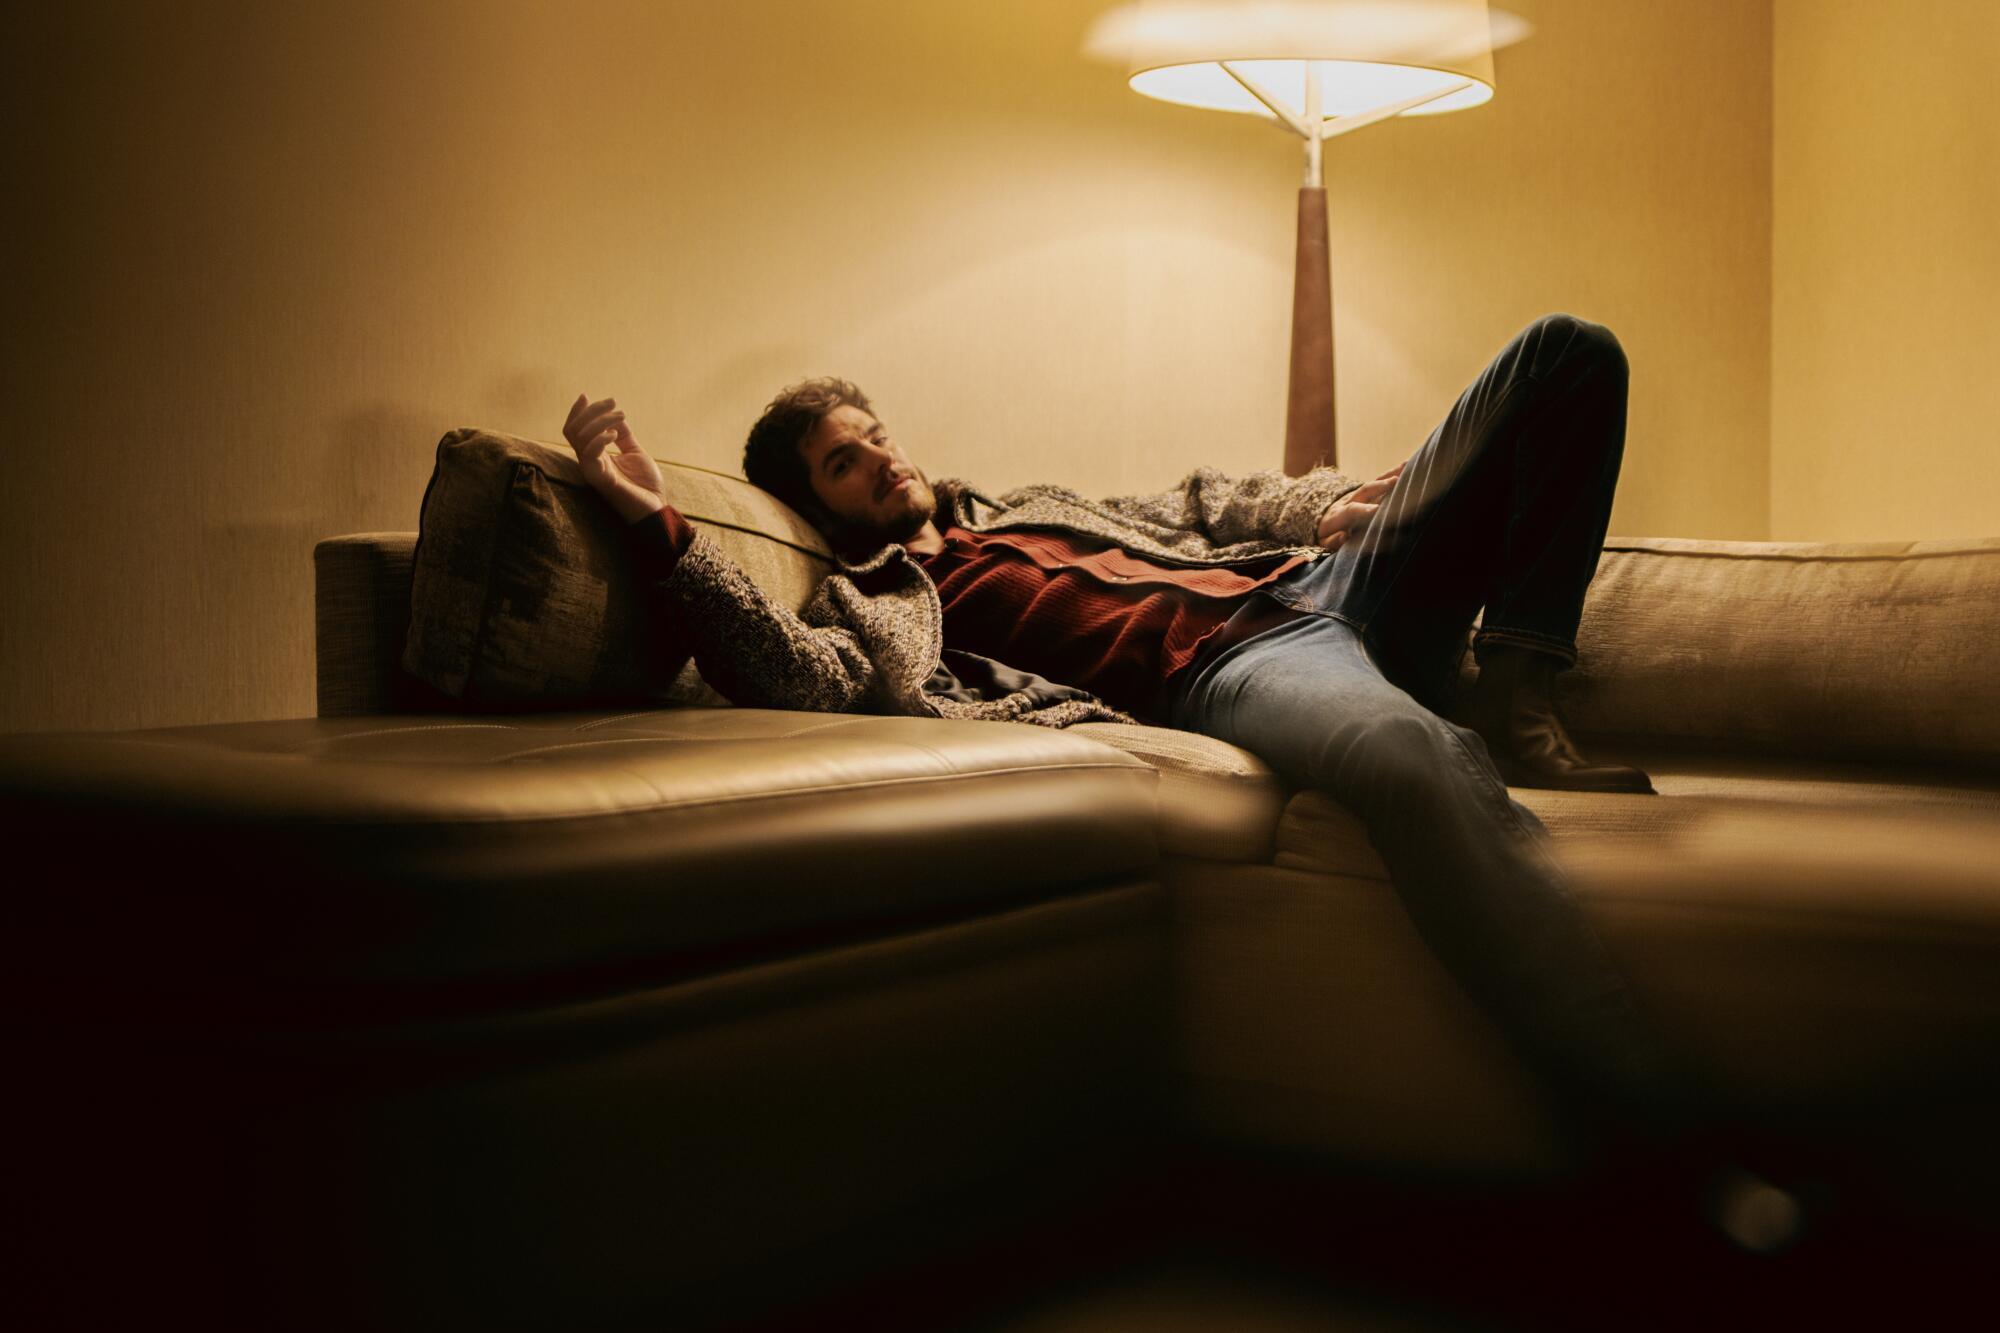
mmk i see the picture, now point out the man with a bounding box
[562,313,1682,1135]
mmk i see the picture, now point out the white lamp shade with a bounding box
[1085,0,1528,122]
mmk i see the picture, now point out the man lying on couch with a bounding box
[561,313,1686,1143]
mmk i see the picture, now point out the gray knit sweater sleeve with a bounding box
[659,532,878,714]
[1097,464,1361,548]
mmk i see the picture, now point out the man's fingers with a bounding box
[569,396,618,434]
[1316,493,1385,544]
[565,394,614,433]
[570,407,626,445]
[1328,501,1380,531]
[1321,530,1348,551]
[1379,459,1407,480]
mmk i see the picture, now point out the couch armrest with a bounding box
[314,532,452,716]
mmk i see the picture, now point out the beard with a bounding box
[827,475,938,554]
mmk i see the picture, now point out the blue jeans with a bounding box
[1166,314,1680,1125]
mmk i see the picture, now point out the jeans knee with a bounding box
[1535,312,1627,378]
[1329,708,1471,806]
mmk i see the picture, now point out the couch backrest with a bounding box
[1554,536,2000,769]
[322,461,2000,769]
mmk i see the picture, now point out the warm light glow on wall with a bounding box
[0,0,1808,733]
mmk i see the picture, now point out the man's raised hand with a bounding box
[1315,459,1406,551]
[564,393,668,525]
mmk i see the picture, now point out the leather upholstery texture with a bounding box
[0,709,1157,1015]
[1187,745,2000,1170]
[306,530,2000,1175]
[1533,536,2000,765]
[17,860,1168,1330]
[1069,720,1286,862]
[1276,745,2000,880]
[1173,798,2000,1173]
[15,516,1999,1324]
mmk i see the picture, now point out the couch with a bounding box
[8,431,1999,1330]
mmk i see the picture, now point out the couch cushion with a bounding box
[1274,746,2000,880]
[1068,723,1285,862]
[401,429,833,708]
[1542,536,2000,766]
[1562,802,2000,1109]
[1172,798,2000,1177]
[0,709,1157,1020]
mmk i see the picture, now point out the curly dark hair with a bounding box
[742,377,875,529]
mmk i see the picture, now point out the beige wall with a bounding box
[2,0,1773,733]
[1772,0,2000,541]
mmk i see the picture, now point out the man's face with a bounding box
[800,403,938,548]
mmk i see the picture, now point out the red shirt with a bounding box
[918,525,1311,720]
[625,507,1311,722]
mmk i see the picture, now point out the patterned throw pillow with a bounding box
[402,428,833,707]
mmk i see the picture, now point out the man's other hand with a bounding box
[564,393,668,525]
[1315,460,1405,551]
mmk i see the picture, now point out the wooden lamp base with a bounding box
[1284,185,1336,477]
[1211,62,1476,476]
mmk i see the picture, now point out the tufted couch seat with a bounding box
[7,438,1999,1328]
[5,707,1170,1330]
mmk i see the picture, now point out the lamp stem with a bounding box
[1221,61,1461,473]
[1303,61,1323,187]
[1284,182,1336,475]
[1283,62,1333,476]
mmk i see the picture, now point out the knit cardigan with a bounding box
[658,464,1362,729]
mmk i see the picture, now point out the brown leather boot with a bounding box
[1471,645,1655,793]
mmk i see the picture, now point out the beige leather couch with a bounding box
[7,708,1167,1329]
[322,513,2000,1185]
[8,446,1998,1328]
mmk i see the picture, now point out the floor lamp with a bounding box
[1086,1,1528,475]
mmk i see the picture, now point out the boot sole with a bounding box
[1497,765,1657,796]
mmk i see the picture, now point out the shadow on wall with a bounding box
[330,405,453,534]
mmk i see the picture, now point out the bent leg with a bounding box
[1294,313,1651,792]
[1172,613,1683,1128]
[1327,312,1632,707]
